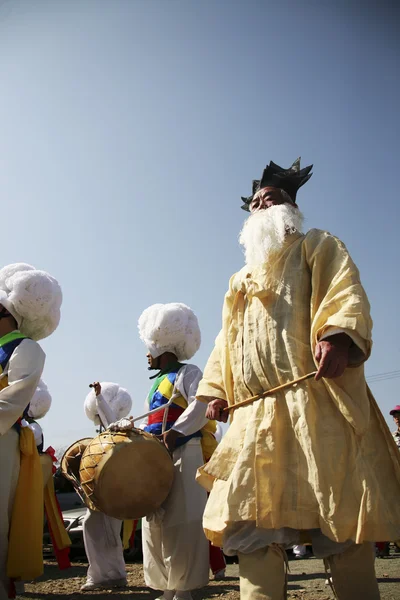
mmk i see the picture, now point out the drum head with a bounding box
[60,438,93,482]
[80,429,174,520]
[60,437,97,510]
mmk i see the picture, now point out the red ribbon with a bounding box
[8,579,16,599]
[44,447,71,570]
[44,494,71,570]
[44,446,58,474]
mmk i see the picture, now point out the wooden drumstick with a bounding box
[223,371,317,413]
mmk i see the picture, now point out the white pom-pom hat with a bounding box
[138,302,201,361]
[0,262,62,340]
[28,379,52,419]
[84,382,132,425]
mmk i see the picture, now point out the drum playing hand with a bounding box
[108,417,134,432]
[159,428,183,453]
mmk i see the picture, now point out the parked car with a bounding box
[43,506,87,557]
[53,467,85,511]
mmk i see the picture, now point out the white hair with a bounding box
[0,262,62,340]
[239,203,304,266]
[27,379,52,419]
[84,382,132,425]
[138,302,201,361]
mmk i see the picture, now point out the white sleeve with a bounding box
[172,365,208,436]
[95,393,117,428]
[27,421,44,447]
[0,339,45,436]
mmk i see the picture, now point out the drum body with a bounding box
[60,437,96,510]
[79,428,174,520]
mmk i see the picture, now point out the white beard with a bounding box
[239,204,304,267]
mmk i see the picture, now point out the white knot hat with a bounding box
[138,302,201,361]
[27,379,52,420]
[84,382,132,426]
[0,263,62,340]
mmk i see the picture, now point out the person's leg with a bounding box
[101,514,126,583]
[238,545,287,600]
[0,431,20,600]
[327,542,380,600]
[142,515,171,594]
[82,510,126,589]
[174,591,192,600]
[82,509,101,586]
[209,542,226,577]
[155,592,174,600]
[159,442,209,593]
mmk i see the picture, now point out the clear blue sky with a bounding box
[0,0,398,451]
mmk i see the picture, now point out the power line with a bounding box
[366,369,400,384]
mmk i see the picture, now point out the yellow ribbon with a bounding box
[7,427,44,580]
[43,475,71,552]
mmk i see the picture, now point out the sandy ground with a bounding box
[17,546,400,600]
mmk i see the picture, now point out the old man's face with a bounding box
[249,187,294,213]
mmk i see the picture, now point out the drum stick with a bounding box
[223,371,317,413]
[131,398,174,424]
[88,383,107,430]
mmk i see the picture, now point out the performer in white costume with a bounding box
[117,303,210,600]
[0,263,62,600]
[80,381,132,591]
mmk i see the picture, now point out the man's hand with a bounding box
[206,399,229,423]
[91,381,101,396]
[159,428,183,453]
[315,333,351,381]
[108,416,134,432]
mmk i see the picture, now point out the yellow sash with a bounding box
[7,426,44,580]
[43,475,71,553]
[122,520,135,550]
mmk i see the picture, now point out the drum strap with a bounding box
[144,365,202,447]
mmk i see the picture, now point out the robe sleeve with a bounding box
[196,331,228,403]
[306,229,372,367]
[95,393,117,428]
[197,274,237,405]
[0,339,45,436]
[172,365,208,436]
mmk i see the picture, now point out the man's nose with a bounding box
[260,198,278,209]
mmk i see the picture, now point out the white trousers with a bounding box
[142,439,209,593]
[82,509,126,584]
[0,429,20,600]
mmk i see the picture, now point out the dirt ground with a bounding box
[17,547,400,600]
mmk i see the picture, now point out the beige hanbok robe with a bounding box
[196,229,400,549]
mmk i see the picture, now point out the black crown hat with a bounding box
[241,157,313,211]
